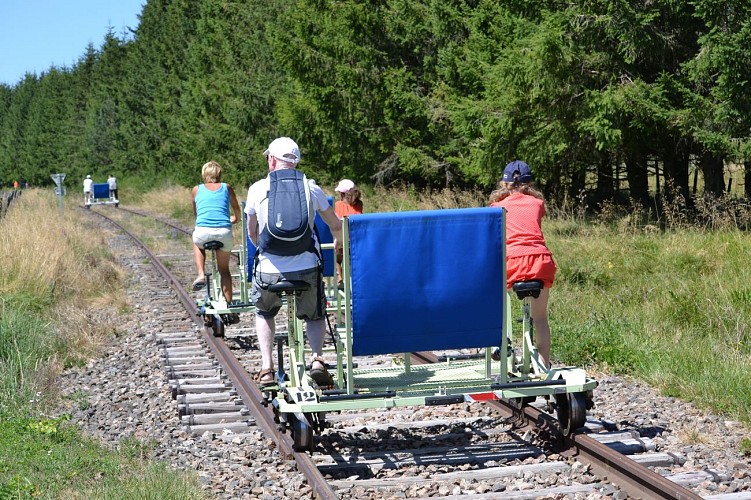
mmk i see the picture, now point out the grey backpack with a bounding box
[258,169,315,256]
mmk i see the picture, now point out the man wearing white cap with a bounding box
[83,175,93,204]
[245,137,343,387]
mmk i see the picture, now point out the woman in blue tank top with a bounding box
[191,161,242,307]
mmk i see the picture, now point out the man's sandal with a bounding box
[309,357,334,388]
[257,368,275,388]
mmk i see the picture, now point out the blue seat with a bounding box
[348,207,506,356]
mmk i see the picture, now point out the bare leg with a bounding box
[335,261,343,285]
[256,314,275,372]
[306,318,326,362]
[216,249,233,303]
[335,248,344,286]
[306,316,333,390]
[192,244,206,282]
[530,288,551,368]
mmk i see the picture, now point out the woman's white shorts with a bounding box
[192,226,233,251]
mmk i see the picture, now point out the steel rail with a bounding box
[88,208,338,500]
[410,351,702,500]
[117,205,244,265]
[567,432,703,500]
[117,205,193,235]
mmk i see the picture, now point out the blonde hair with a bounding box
[489,181,544,204]
[202,160,222,183]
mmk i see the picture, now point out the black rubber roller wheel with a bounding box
[555,392,587,436]
[290,413,313,453]
[211,315,225,338]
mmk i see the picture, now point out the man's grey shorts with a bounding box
[251,267,324,320]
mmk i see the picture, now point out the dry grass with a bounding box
[363,184,488,213]
[137,184,194,226]
[0,191,120,301]
[139,180,489,226]
[0,189,127,370]
[677,426,708,445]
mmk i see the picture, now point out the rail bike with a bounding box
[85,183,119,208]
[252,207,597,453]
[194,229,253,338]
[194,200,337,337]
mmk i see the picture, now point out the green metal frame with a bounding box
[196,211,255,319]
[273,214,597,416]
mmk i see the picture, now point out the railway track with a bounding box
[71,204,749,499]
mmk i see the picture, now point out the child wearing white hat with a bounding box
[333,179,363,289]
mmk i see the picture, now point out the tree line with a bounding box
[2,0,751,207]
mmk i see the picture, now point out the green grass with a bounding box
[0,302,207,499]
[0,414,205,499]
[0,308,55,412]
[0,191,207,499]
[549,222,751,424]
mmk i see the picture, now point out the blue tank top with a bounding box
[195,184,231,228]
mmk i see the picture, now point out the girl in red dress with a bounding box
[490,161,556,368]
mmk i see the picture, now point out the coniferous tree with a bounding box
[0,0,750,205]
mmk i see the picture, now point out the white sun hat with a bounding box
[335,179,356,192]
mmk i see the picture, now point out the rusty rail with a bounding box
[410,352,701,500]
[88,207,338,499]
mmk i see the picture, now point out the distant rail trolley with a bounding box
[195,206,597,452]
[85,183,119,208]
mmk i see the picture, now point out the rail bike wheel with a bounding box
[289,413,313,453]
[210,315,225,338]
[555,391,587,436]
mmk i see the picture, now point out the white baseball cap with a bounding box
[335,179,356,192]
[263,137,300,164]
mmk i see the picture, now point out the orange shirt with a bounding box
[335,200,363,218]
[490,192,551,259]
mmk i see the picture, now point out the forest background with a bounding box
[3,0,751,210]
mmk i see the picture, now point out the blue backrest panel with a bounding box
[349,207,505,356]
[93,183,109,199]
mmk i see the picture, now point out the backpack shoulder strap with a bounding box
[301,174,315,229]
